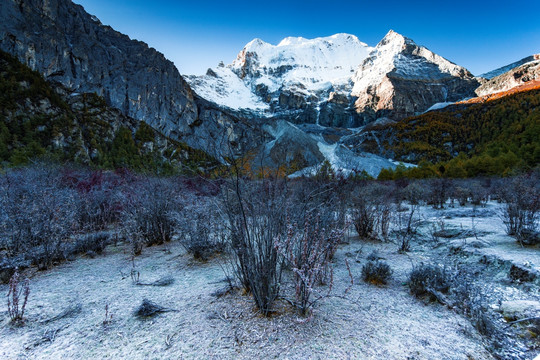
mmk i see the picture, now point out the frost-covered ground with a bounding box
[0,202,538,359]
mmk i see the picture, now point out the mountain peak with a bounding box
[243,38,271,51]
[378,30,413,48]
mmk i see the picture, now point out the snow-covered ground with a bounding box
[1,201,537,359]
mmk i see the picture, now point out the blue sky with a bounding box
[74,0,540,76]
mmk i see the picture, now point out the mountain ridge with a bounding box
[0,0,260,158]
[187,30,480,127]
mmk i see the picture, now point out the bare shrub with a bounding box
[122,177,179,255]
[7,270,30,323]
[498,174,540,245]
[135,299,177,318]
[403,181,424,205]
[408,263,450,300]
[103,303,113,326]
[427,178,451,209]
[453,179,489,207]
[275,211,347,315]
[0,165,77,268]
[220,177,288,316]
[351,197,376,238]
[362,260,392,285]
[396,203,419,252]
[453,185,471,206]
[180,203,228,261]
[351,183,394,240]
[69,232,112,257]
[62,169,127,231]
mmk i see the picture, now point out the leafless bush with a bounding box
[135,299,177,318]
[69,231,112,257]
[61,169,127,231]
[220,177,288,316]
[403,181,426,205]
[351,197,376,238]
[427,178,451,209]
[275,211,347,315]
[446,267,507,354]
[453,185,471,206]
[180,203,228,261]
[7,270,30,323]
[103,303,113,326]
[408,263,450,301]
[122,178,179,255]
[498,174,540,245]
[362,260,392,285]
[396,203,419,252]
[452,179,489,207]
[0,165,77,268]
[351,183,394,240]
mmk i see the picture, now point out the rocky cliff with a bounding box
[0,0,255,157]
[476,56,540,97]
[0,49,218,172]
[479,54,540,80]
[351,30,480,122]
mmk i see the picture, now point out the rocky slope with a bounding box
[479,54,540,79]
[0,0,256,157]
[350,30,480,122]
[0,49,218,172]
[476,56,540,97]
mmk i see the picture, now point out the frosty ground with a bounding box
[1,201,538,359]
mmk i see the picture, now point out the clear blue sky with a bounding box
[74,0,540,76]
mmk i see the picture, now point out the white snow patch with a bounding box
[424,102,454,112]
[185,67,269,111]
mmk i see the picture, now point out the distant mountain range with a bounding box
[1,0,538,176]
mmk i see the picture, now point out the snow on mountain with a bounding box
[479,54,540,79]
[350,30,478,121]
[424,102,455,112]
[184,30,478,177]
[476,57,540,97]
[351,30,471,96]
[230,33,372,93]
[186,33,372,114]
[184,66,269,111]
[289,140,401,178]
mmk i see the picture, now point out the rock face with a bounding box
[351,30,480,122]
[0,0,196,134]
[479,54,540,79]
[0,0,254,156]
[476,57,540,97]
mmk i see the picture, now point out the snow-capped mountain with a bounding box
[476,55,540,97]
[187,30,479,127]
[351,30,479,121]
[230,33,371,95]
[479,54,540,80]
[186,33,373,127]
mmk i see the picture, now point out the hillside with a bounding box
[375,87,540,177]
[0,50,217,174]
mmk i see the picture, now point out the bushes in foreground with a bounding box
[498,174,540,245]
[408,263,450,300]
[362,260,393,285]
[0,165,77,269]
